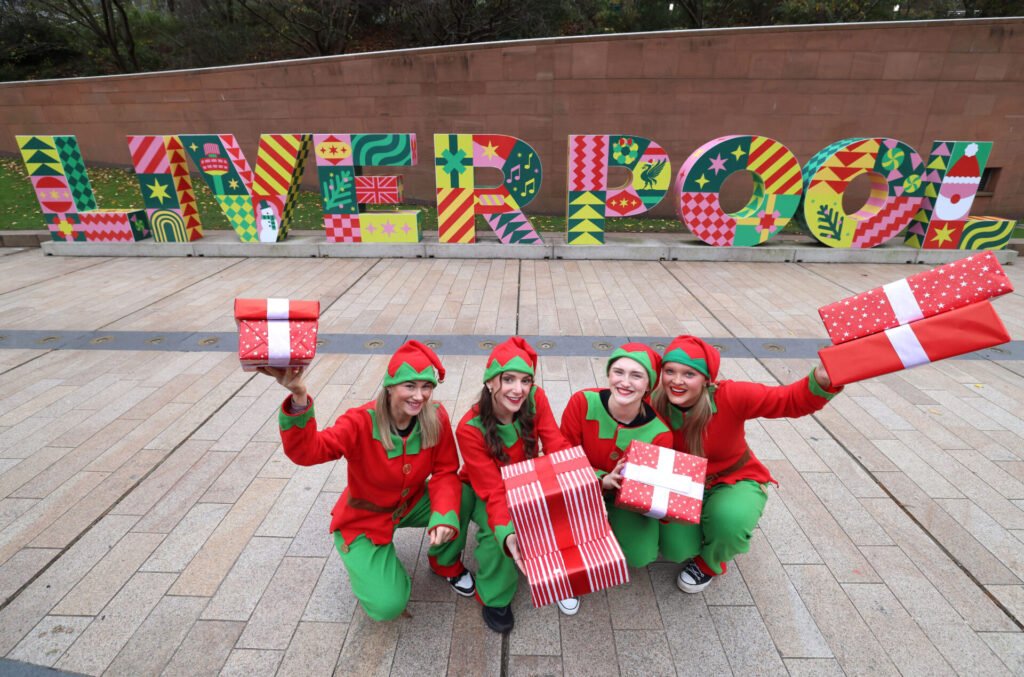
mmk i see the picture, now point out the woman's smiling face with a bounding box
[607,356,649,409]
[489,371,533,421]
[660,362,707,408]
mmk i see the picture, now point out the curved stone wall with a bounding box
[1,18,1022,219]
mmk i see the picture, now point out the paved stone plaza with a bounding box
[0,247,1023,676]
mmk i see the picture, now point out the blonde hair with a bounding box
[374,385,440,451]
[651,384,714,458]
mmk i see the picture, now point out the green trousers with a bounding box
[465,489,520,608]
[610,480,768,574]
[334,482,475,621]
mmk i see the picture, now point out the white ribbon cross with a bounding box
[884,324,930,369]
[266,298,292,366]
[882,279,924,325]
[622,448,703,520]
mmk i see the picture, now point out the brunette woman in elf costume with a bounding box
[650,335,842,593]
[456,337,577,633]
[260,340,475,621]
[560,343,687,570]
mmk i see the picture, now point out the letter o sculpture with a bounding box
[798,137,925,248]
[676,135,804,247]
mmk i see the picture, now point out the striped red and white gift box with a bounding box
[501,446,629,607]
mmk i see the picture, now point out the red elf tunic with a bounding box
[456,386,571,548]
[665,371,841,486]
[560,389,674,473]
[279,397,462,546]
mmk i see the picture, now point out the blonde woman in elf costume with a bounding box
[260,340,475,621]
[650,335,841,593]
[456,337,577,633]
[560,343,684,569]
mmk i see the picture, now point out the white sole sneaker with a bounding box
[447,571,476,597]
[676,564,713,594]
[556,597,580,616]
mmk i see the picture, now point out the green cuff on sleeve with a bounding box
[494,522,516,558]
[428,509,459,537]
[279,400,316,431]
[807,369,840,401]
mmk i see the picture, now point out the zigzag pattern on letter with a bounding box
[220,135,254,188]
[570,136,607,192]
[851,197,922,248]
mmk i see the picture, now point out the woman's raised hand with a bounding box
[258,366,308,406]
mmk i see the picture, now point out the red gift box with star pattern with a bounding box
[818,252,1013,345]
[234,298,319,372]
[615,441,707,524]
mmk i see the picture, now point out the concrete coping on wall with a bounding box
[33,230,1019,264]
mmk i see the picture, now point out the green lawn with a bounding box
[0,155,684,234]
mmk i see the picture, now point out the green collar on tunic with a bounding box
[667,385,718,430]
[583,390,670,451]
[368,407,422,459]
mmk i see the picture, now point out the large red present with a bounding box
[819,301,1010,387]
[615,441,707,524]
[501,446,629,608]
[818,252,1012,345]
[234,298,319,372]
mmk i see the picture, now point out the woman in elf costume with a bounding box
[650,335,841,593]
[456,337,576,633]
[560,343,687,569]
[261,340,475,621]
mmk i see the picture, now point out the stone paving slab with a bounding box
[0,250,1022,675]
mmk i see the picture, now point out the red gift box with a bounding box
[234,298,320,371]
[818,252,1013,345]
[501,446,629,608]
[819,301,1010,387]
[615,441,707,524]
[355,175,403,205]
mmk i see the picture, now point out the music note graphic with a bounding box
[509,164,522,181]
[520,177,536,197]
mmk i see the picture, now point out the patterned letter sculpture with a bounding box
[798,138,925,248]
[434,134,543,244]
[314,133,420,243]
[676,135,803,246]
[17,135,150,242]
[567,135,671,245]
[181,134,310,243]
[127,135,203,242]
[904,141,1013,250]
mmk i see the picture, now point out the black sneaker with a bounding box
[481,604,514,633]
[447,571,475,597]
[676,559,714,593]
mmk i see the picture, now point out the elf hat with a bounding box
[483,336,537,382]
[384,340,446,387]
[661,335,720,382]
[607,342,662,389]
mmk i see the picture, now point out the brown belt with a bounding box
[348,496,404,514]
[706,448,751,484]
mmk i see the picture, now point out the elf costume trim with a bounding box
[657,335,842,575]
[276,340,469,621]
[456,337,572,607]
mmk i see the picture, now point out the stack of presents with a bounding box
[230,253,1012,605]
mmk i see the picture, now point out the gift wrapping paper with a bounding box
[501,446,629,607]
[615,441,707,524]
[818,252,1012,345]
[234,298,320,370]
[819,300,1010,386]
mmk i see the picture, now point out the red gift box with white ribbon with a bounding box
[818,252,1013,345]
[819,300,1010,387]
[501,446,629,608]
[615,441,707,524]
[234,298,320,371]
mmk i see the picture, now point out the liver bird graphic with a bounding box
[640,160,667,189]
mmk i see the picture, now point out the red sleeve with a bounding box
[533,386,572,453]
[559,390,588,447]
[456,414,513,532]
[279,396,365,467]
[425,404,462,523]
[722,373,840,422]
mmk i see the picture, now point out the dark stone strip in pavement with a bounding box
[0,330,1020,361]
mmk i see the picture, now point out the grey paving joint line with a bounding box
[0,330,1021,360]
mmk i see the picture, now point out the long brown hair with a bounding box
[651,384,714,458]
[374,385,440,451]
[476,386,537,463]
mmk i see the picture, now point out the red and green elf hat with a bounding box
[606,342,662,389]
[482,336,537,383]
[661,335,720,382]
[383,340,446,387]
